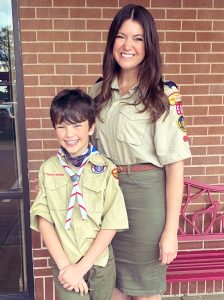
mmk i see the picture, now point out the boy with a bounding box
[30,89,129,300]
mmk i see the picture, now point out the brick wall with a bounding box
[19,0,224,298]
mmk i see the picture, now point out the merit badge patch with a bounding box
[183,135,189,142]
[169,92,182,106]
[176,102,183,115]
[112,168,119,179]
[91,164,105,174]
[177,115,187,133]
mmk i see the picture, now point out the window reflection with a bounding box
[0,199,25,292]
[0,0,19,190]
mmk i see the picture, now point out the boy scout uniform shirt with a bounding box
[90,78,191,167]
[30,152,129,267]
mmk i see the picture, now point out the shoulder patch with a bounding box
[112,168,119,179]
[91,164,106,174]
[177,115,187,133]
[164,80,177,89]
[95,77,103,83]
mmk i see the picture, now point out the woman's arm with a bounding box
[159,160,184,265]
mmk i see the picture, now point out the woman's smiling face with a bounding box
[113,19,145,73]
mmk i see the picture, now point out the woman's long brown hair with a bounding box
[94,4,169,122]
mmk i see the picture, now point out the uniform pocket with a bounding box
[82,177,105,213]
[45,177,68,210]
[117,105,149,145]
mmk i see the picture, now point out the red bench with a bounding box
[167,178,224,284]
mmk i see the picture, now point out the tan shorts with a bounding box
[50,246,115,300]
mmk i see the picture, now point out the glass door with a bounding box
[0,1,34,299]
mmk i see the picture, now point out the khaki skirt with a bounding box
[113,168,167,296]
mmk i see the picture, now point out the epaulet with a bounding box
[163,80,178,89]
[163,80,181,105]
[95,77,103,83]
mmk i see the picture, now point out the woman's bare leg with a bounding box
[133,294,161,300]
[111,288,130,300]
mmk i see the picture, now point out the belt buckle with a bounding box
[117,166,123,173]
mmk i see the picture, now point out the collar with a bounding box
[111,77,138,95]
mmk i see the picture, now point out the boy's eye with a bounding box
[73,124,82,128]
[56,125,64,129]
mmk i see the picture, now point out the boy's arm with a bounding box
[38,216,70,270]
[58,229,116,286]
[39,216,89,295]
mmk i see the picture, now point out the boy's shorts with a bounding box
[50,245,115,300]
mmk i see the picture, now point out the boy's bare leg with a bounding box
[111,288,130,300]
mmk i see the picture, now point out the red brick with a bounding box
[19,7,35,18]
[37,31,69,41]
[213,21,224,30]
[53,0,85,6]
[34,278,44,300]
[36,8,69,18]
[196,53,224,63]
[151,0,181,7]
[39,75,72,86]
[20,0,52,6]
[181,43,211,53]
[56,65,87,75]
[71,54,101,64]
[207,146,224,155]
[22,42,54,53]
[70,8,101,18]
[183,21,212,30]
[38,54,69,64]
[70,31,101,42]
[198,10,224,19]
[212,43,224,52]
[194,95,222,105]
[54,19,85,30]
[45,277,54,300]
[167,9,196,19]
[197,32,224,42]
[183,0,212,7]
[166,31,195,42]
[120,0,149,7]
[87,0,118,7]
[24,64,54,75]
[87,20,111,30]
[166,53,195,64]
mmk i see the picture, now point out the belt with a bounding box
[117,163,159,173]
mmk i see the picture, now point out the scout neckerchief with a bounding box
[57,144,95,230]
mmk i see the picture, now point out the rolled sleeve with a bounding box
[30,163,53,231]
[154,101,191,166]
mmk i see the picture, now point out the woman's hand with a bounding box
[159,231,178,265]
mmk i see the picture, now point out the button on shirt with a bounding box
[90,78,191,167]
[30,153,129,267]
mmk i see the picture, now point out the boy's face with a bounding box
[55,120,95,157]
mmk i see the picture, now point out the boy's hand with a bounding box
[62,278,89,296]
[58,263,88,295]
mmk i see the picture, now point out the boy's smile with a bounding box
[55,120,95,157]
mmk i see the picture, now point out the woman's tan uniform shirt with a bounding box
[30,152,129,267]
[90,78,191,167]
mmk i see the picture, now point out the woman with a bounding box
[90,4,191,300]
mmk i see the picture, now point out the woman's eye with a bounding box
[134,37,143,41]
[116,35,124,39]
